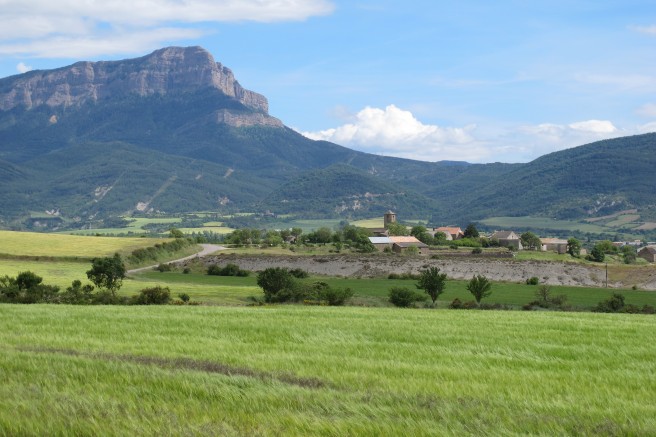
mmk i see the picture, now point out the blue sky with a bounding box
[1,0,655,163]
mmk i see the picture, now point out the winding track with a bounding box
[127,244,226,274]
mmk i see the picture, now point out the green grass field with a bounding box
[0,230,169,258]
[1,305,654,435]
[481,216,612,234]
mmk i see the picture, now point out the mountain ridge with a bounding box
[1,46,655,229]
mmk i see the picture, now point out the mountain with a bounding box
[0,46,655,229]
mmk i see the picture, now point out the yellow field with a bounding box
[351,218,383,228]
[0,230,170,258]
[178,226,234,234]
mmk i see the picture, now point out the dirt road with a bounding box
[127,244,226,274]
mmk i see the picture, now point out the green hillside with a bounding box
[1,47,655,229]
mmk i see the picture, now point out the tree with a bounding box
[86,253,126,296]
[621,245,637,264]
[16,271,43,291]
[256,267,295,302]
[520,232,541,251]
[410,225,433,245]
[169,228,184,239]
[386,222,409,236]
[567,237,581,257]
[416,267,447,305]
[589,245,605,262]
[463,223,480,239]
[309,227,332,244]
[466,275,492,304]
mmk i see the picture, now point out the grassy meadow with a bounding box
[1,305,655,435]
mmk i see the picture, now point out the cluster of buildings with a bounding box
[363,211,656,262]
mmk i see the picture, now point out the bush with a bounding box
[207,263,250,277]
[526,277,539,285]
[471,247,482,254]
[449,298,480,309]
[315,282,353,306]
[156,263,172,272]
[132,286,171,305]
[178,293,190,303]
[388,272,420,280]
[594,293,626,313]
[183,267,191,274]
[289,268,309,279]
[257,268,296,303]
[388,287,426,307]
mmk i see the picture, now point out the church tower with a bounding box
[383,210,397,228]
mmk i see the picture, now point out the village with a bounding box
[363,211,656,263]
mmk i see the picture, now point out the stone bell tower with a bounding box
[383,210,397,227]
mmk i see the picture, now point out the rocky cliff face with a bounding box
[0,46,271,114]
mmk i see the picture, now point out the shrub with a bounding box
[388,272,419,280]
[389,287,426,307]
[289,268,309,279]
[594,293,626,313]
[178,293,190,303]
[449,298,464,309]
[471,247,482,254]
[183,267,191,274]
[59,280,95,305]
[207,263,250,277]
[316,283,353,306]
[133,286,171,305]
[156,263,172,272]
[257,268,296,303]
[526,277,539,285]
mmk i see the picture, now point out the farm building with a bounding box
[433,226,464,240]
[638,246,656,263]
[490,230,523,250]
[368,236,429,255]
[540,238,568,254]
[369,236,392,252]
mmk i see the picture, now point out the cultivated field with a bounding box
[0,230,169,258]
[1,305,654,435]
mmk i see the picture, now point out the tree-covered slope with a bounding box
[441,133,656,221]
[259,164,441,218]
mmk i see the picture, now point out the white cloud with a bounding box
[568,120,617,134]
[16,62,32,73]
[301,106,636,163]
[0,0,334,58]
[301,105,487,162]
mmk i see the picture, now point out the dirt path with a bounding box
[127,244,226,274]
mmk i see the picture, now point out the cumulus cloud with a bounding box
[300,105,637,163]
[16,62,32,73]
[302,105,487,162]
[0,0,334,58]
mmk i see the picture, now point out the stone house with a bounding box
[540,238,569,254]
[490,230,523,250]
[638,246,656,263]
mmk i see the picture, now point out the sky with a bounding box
[1,0,655,163]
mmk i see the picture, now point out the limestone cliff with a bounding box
[0,46,272,117]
